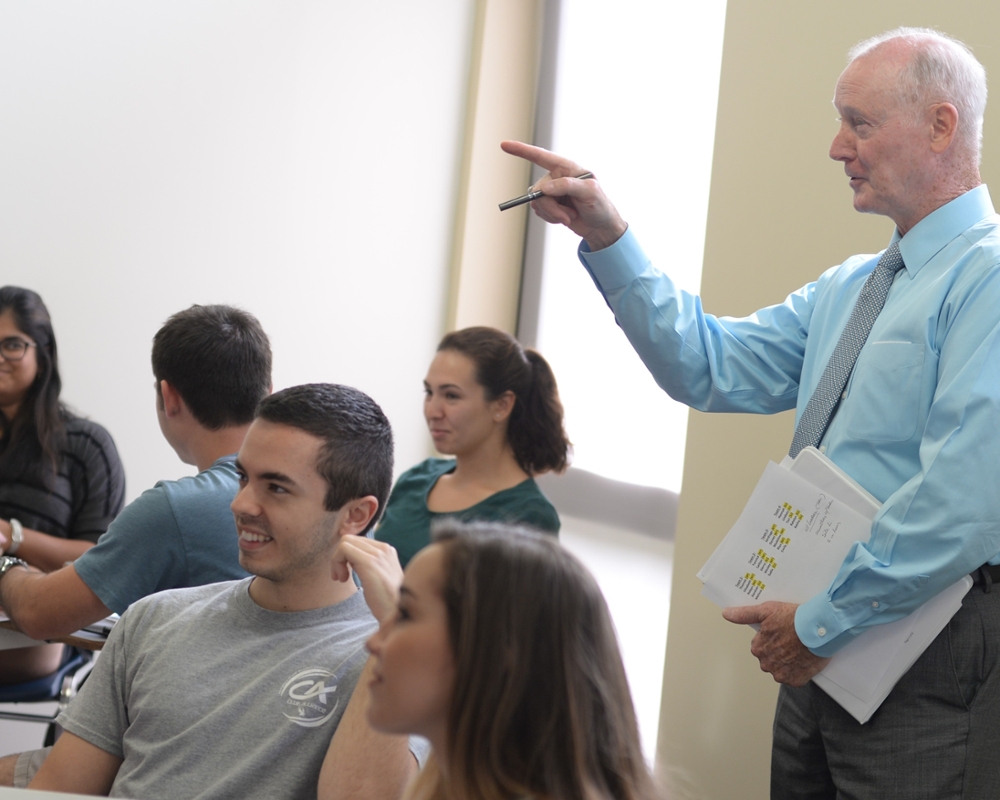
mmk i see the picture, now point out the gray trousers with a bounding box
[771,582,1000,800]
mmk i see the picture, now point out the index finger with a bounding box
[500,140,582,175]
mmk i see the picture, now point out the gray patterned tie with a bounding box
[788,242,905,458]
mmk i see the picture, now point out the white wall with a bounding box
[0,1,475,499]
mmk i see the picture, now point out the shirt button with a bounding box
[819,445,827,454]
[817,626,827,637]
[871,601,880,609]
[842,391,848,399]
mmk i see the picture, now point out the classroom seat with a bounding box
[0,650,95,746]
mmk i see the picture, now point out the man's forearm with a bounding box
[0,565,111,641]
[1,520,95,572]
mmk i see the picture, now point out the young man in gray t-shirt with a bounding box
[22,384,422,800]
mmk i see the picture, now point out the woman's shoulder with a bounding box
[395,457,456,486]
[383,458,455,510]
[474,478,560,533]
[62,413,121,457]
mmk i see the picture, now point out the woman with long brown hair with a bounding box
[365,522,659,800]
[375,327,570,567]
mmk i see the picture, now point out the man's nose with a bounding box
[829,126,852,161]
[231,484,257,515]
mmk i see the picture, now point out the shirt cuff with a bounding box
[794,593,856,657]
[577,226,648,291]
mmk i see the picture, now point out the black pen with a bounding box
[499,172,594,211]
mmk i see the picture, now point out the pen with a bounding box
[498,172,594,211]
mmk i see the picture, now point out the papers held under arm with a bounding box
[698,446,970,724]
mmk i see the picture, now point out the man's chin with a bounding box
[243,562,280,583]
[851,193,880,216]
[238,551,264,573]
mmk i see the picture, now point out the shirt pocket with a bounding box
[843,341,925,442]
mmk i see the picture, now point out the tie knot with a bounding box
[878,242,905,276]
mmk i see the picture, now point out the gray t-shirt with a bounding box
[58,579,377,800]
[73,455,249,613]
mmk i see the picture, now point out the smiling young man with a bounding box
[25,384,421,800]
[504,26,1000,800]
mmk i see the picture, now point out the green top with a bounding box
[374,458,560,567]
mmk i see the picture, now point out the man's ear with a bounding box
[159,380,185,418]
[929,102,960,154]
[491,390,516,423]
[336,496,380,537]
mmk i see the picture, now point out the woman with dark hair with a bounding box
[0,286,125,681]
[375,327,569,567]
[361,523,659,800]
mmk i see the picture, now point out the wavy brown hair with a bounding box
[437,327,569,475]
[407,523,659,800]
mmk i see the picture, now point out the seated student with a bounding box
[0,303,267,703]
[0,287,126,683]
[24,383,422,800]
[362,521,659,800]
[375,327,568,567]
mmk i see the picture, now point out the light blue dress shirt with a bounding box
[579,185,1000,656]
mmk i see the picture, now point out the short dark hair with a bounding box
[438,327,570,474]
[255,384,393,534]
[151,305,271,430]
[411,522,656,800]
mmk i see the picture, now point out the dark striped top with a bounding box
[0,416,126,543]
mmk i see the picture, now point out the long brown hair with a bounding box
[437,327,569,475]
[408,523,659,800]
[0,286,66,487]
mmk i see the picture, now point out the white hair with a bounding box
[849,27,987,162]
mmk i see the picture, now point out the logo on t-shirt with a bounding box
[280,668,341,728]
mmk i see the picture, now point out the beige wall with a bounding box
[447,0,545,334]
[657,3,1000,798]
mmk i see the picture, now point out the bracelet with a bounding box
[7,518,23,555]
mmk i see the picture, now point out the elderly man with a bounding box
[505,27,1000,800]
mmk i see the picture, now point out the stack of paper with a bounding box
[698,446,971,724]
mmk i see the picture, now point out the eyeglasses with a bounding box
[0,338,37,362]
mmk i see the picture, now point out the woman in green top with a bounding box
[375,327,569,566]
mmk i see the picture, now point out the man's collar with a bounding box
[895,185,994,277]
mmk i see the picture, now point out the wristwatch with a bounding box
[0,556,28,581]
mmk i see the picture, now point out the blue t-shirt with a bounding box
[74,456,249,614]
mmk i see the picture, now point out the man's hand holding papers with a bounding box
[701,447,972,723]
[723,601,830,686]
